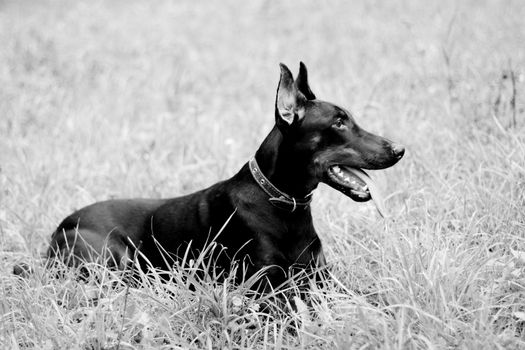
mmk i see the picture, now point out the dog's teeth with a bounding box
[362,185,368,191]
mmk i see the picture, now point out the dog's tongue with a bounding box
[344,167,388,218]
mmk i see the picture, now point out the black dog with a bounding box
[44,63,404,291]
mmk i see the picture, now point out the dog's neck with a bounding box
[254,125,318,199]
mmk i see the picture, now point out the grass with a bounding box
[1,0,525,348]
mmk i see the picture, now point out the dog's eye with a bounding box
[333,118,346,130]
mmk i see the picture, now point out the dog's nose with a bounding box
[391,143,405,159]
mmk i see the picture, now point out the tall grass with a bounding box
[1,0,524,348]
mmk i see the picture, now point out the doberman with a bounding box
[41,63,404,291]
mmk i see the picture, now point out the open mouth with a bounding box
[326,165,371,201]
[325,165,387,217]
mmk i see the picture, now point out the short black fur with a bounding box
[44,62,405,292]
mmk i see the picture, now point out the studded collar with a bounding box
[248,157,312,212]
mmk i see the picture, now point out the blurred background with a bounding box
[1,0,525,348]
[2,0,524,257]
[1,0,524,260]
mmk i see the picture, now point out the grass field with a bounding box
[1,0,525,348]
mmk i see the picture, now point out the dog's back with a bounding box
[48,198,167,268]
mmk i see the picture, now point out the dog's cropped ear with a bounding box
[276,63,306,126]
[295,62,316,100]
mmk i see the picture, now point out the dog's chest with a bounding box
[230,192,321,266]
[284,230,321,266]
[260,222,321,267]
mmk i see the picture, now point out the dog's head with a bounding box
[275,63,404,205]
